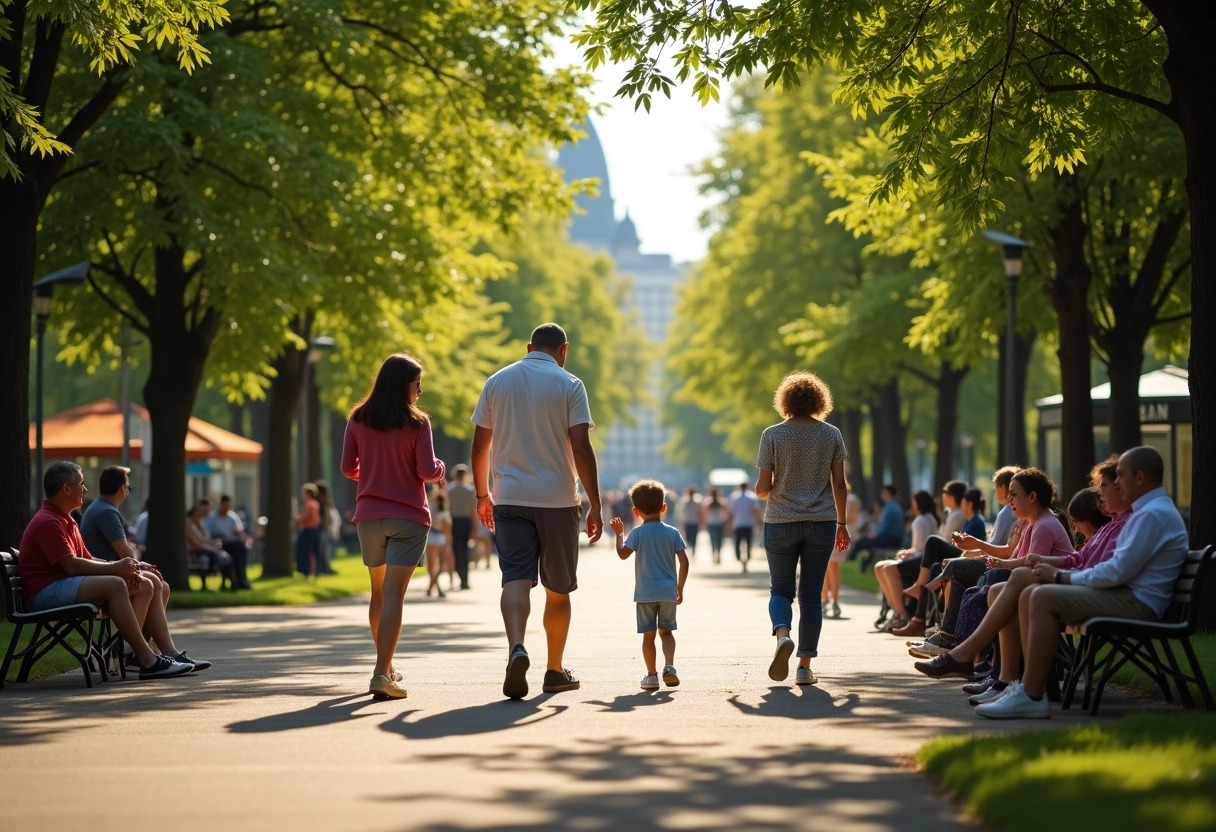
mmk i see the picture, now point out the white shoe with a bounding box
[795,666,817,686]
[640,673,660,691]
[974,682,1050,719]
[968,683,1012,706]
[769,636,795,681]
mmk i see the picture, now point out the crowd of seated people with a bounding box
[903,446,1189,719]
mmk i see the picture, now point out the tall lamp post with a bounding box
[298,335,336,488]
[33,262,89,503]
[960,430,975,486]
[982,230,1031,464]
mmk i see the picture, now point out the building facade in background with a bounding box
[557,121,695,491]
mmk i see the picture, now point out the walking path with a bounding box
[0,542,1165,832]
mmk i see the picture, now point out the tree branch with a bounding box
[1039,81,1173,119]
[22,18,65,112]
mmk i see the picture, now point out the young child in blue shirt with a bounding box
[609,479,690,690]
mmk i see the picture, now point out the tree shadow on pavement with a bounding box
[367,737,966,831]
[379,697,568,740]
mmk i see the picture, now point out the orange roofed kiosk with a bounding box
[30,399,262,522]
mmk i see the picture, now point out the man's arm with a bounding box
[471,425,495,531]
[568,423,602,543]
[108,536,140,560]
[1071,512,1163,589]
[60,554,138,579]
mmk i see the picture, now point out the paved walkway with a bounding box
[0,542,1166,832]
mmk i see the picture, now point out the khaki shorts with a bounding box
[1035,584,1158,625]
[357,517,428,568]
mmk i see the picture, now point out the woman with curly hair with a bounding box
[754,371,851,686]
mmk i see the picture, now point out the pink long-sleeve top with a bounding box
[1065,509,1130,570]
[341,416,445,527]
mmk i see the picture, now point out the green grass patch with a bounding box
[919,712,1216,831]
[837,557,879,594]
[169,551,371,608]
[0,620,90,684]
[1109,633,1216,699]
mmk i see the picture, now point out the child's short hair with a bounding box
[629,479,667,516]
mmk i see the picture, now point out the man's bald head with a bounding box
[1122,446,1165,484]
[1115,446,1166,504]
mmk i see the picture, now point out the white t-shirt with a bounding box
[471,351,594,508]
[729,490,761,529]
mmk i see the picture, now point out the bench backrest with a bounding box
[1,548,26,621]
[1165,545,1215,631]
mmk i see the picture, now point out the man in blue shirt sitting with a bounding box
[975,446,1188,719]
[847,484,904,566]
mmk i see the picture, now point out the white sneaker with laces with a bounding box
[974,682,1050,719]
[640,673,660,691]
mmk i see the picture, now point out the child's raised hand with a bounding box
[609,516,624,535]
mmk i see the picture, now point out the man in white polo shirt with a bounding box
[471,323,603,699]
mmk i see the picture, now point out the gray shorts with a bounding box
[493,504,581,593]
[357,518,429,568]
[636,601,678,633]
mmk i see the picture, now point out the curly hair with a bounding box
[629,479,667,516]
[1089,454,1120,487]
[773,371,833,420]
[1012,467,1057,509]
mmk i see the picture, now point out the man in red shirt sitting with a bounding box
[19,461,204,680]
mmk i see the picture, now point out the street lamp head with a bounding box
[981,230,1031,279]
[33,261,89,321]
[307,335,337,364]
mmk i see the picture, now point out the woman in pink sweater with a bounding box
[341,353,446,700]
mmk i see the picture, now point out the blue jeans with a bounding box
[766,520,836,658]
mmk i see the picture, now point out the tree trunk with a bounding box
[1150,0,1216,628]
[997,329,1036,466]
[262,343,307,577]
[876,379,911,507]
[228,402,245,437]
[1105,339,1144,454]
[141,243,221,589]
[0,180,43,548]
[1047,172,1096,499]
[932,362,969,489]
[867,398,887,503]
[840,406,867,504]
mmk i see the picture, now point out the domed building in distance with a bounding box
[557,120,694,491]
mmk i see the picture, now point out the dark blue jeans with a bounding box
[766,520,836,658]
[295,527,321,575]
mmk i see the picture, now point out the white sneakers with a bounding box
[974,682,1051,719]
[769,636,795,681]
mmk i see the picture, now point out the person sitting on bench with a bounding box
[19,461,207,680]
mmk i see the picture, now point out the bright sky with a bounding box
[553,36,733,265]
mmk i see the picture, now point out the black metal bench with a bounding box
[1062,545,1215,715]
[1,548,123,689]
[188,551,232,591]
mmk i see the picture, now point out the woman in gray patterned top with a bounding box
[755,371,851,686]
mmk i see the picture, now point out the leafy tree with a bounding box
[1,0,226,550]
[38,0,587,585]
[570,0,1214,546]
